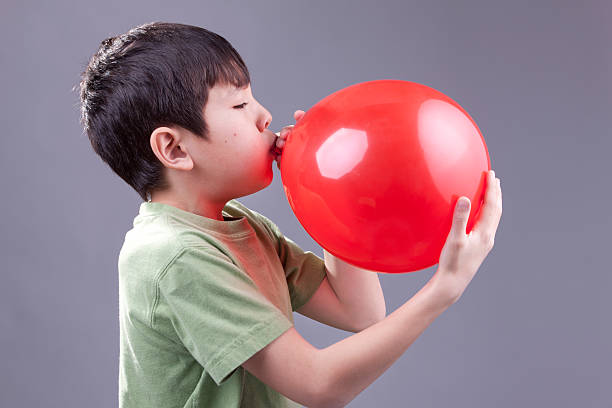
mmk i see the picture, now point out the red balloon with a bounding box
[280,80,490,273]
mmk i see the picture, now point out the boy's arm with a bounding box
[294,251,385,333]
[242,276,451,408]
[323,249,386,327]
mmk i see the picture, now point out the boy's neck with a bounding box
[149,189,229,222]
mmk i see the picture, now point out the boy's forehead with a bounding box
[212,83,250,100]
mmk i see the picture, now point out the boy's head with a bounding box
[77,22,276,208]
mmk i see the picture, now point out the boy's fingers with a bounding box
[274,111,305,143]
[498,178,502,211]
[280,125,293,138]
[294,110,305,121]
[473,170,502,242]
[450,197,471,239]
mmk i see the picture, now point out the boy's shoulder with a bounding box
[118,206,185,282]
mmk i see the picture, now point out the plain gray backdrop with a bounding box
[1,0,610,406]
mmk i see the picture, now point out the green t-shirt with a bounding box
[118,199,327,407]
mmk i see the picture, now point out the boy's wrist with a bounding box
[422,271,459,309]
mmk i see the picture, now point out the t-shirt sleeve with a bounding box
[157,246,294,386]
[251,211,328,312]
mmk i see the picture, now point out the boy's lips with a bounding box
[269,131,281,153]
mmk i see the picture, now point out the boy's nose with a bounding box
[257,110,272,132]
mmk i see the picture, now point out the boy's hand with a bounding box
[273,110,306,169]
[429,170,503,305]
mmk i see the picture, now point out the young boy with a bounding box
[77,22,502,408]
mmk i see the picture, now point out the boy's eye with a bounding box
[233,102,248,109]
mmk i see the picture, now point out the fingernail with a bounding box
[458,198,469,210]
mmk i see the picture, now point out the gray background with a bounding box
[1,0,610,406]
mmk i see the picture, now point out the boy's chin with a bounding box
[263,166,274,187]
[249,156,275,193]
[252,166,275,194]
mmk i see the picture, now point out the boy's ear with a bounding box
[150,127,194,171]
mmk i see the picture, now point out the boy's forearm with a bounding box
[315,278,451,408]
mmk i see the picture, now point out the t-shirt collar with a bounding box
[138,201,253,236]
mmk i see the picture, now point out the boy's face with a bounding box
[187,82,276,199]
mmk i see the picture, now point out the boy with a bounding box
[77,22,502,408]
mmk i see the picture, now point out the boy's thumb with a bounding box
[451,197,471,237]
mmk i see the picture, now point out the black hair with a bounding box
[76,22,251,201]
